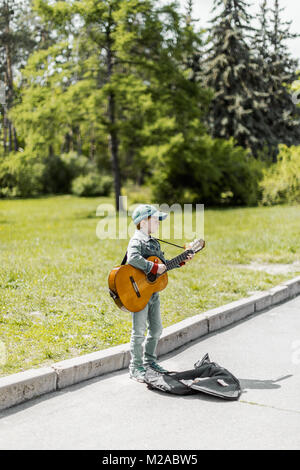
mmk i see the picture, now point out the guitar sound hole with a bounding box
[147,273,157,283]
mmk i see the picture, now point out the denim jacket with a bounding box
[127,229,181,274]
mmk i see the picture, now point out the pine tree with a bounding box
[250,0,278,157]
[254,0,268,58]
[267,0,300,155]
[252,0,300,160]
[202,0,272,155]
[182,0,203,82]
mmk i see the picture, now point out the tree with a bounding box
[251,0,300,161]
[267,0,300,156]
[182,0,202,82]
[0,0,36,154]
[201,0,274,156]
[11,0,212,207]
[250,0,279,157]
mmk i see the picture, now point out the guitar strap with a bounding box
[120,237,184,265]
[121,252,128,265]
[151,236,185,249]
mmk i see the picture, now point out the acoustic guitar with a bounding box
[108,238,205,312]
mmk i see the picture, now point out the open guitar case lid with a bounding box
[144,353,242,400]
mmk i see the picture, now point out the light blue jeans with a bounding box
[129,292,163,370]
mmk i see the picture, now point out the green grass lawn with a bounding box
[0,195,300,377]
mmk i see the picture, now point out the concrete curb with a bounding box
[0,275,299,411]
[0,368,56,411]
[53,344,130,390]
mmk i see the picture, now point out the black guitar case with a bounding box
[144,353,242,400]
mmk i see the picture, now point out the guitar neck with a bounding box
[165,250,193,271]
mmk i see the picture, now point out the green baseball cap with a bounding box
[131,204,168,225]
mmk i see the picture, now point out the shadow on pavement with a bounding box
[239,374,293,391]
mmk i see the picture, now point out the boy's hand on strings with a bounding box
[184,253,194,263]
[183,240,197,264]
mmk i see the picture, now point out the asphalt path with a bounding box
[0,296,299,450]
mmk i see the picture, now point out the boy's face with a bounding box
[141,215,160,234]
[149,216,160,233]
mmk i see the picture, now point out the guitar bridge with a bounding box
[130,276,141,298]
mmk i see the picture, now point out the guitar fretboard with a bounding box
[165,250,193,271]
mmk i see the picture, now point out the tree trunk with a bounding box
[76,126,82,155]
[107,91,123,211]
[13,125,18,151]
[2,108,7,154]
[106,13,123,213]
[8,119,12,153]
[69,128,74,152]
[3,2,15,154]
[89,125,95,161]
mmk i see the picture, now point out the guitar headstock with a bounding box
[184,238,205,253]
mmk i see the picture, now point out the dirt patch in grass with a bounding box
[232,262,300,275]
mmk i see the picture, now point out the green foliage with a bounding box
[71,173,113,197]
[2,0,299,207]
[6,0,213,206]
[0,0,38,154]
[0,148,111,198]
[60,152,89,180]
[252,0,300,156]
[202,0,271,156]
[41,153,71,194]
[0,150,45,197]
[121,181,152,204]
[148,135,265,207]
[201,0,300,158]
[62,151,113,197]
[259,144,300,205]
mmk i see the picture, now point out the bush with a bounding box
[147,134,265,207]
[0,151,45,198]
[121,181,152,204]
[0,150,113,198]
[71,173,113,197]
[42,151,90,195]
[41,153,70,194]
[259,144,300,206]
[60,152,89,180]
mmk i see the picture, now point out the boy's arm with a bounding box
[127,239,156,275]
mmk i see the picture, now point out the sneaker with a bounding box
[145,362,168,374]
[129,366,146,383]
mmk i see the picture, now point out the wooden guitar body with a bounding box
[108,256,168,312]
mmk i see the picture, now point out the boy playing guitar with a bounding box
[126,204,194,383]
